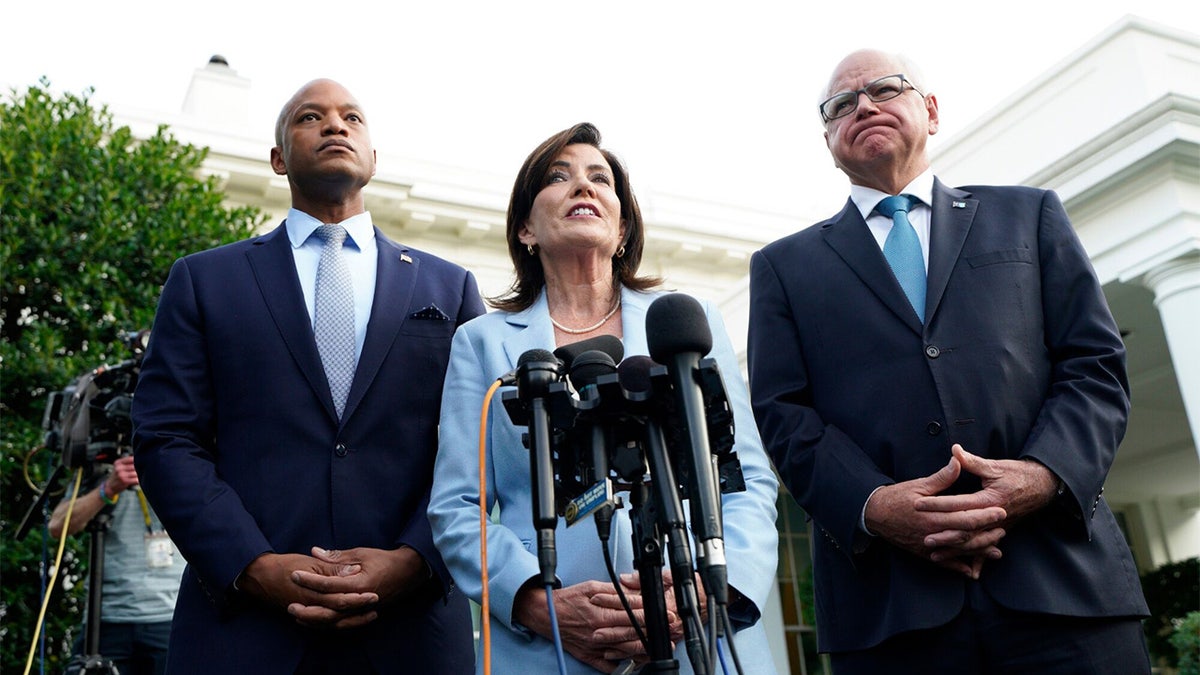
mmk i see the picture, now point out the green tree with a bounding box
[1,79,264,673]
[1142,557,1200,669]
[1173,611,1200,675]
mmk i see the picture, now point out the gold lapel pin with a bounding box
[400,253,413,264]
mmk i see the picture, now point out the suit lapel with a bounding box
[245,222,336,419]
[502,292,554,372]
[926,180,976,324]
[821,199,924,334]
[617,287,651,358]
[342,230,417,423]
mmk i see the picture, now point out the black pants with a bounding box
[293,632,380,675]
[830,582,1150,675]
[65,621,171,675]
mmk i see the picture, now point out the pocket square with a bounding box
[410,304,449,321]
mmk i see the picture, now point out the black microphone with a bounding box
[561,349,619,527]
[617,353,710,674]
[496,334,622,387]
[646,293,728,606]
[515,348,565,586]
[554,334,624,370]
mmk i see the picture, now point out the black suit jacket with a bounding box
[748,180,1148,653]
[132,222,484,673]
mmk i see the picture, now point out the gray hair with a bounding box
[819,50,929,104]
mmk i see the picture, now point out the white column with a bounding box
[1143,255,1200,457]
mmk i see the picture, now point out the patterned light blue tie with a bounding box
[876,194,926,323]
[313,224,356,419]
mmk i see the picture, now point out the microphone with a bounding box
[646,293,729,606]
[561,349,619,527]
[495,334,622,387]
[554,334,624,370]
[617,353,710,673]
[514,348,565,586]
[616,355,657,397]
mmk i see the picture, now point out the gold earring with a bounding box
[615,245,625,258]
[527,244,536,256]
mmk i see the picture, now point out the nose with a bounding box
[855,91,881,119]
[322,114,349,135]
[571,175,597,197]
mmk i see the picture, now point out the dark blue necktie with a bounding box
[875,194,926,323]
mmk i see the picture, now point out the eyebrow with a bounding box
[550,159,610,173]
[293,102,365,120]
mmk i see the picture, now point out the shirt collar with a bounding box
[849,169,935,220]
[285,208,375,250]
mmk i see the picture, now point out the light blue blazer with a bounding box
[429,286,780,674]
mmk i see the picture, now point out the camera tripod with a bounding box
[63,507,120,675]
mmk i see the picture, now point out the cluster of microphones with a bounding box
[499,293,746,674]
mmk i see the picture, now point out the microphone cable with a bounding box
[477,377,504,675]
[544,583,569,675]
[720,604,745,675]
[478,373,568,675]
[22,468,83,675]
[595,504,651,653]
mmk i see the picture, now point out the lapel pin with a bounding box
[952,201,967,209]
[400,253,413,264]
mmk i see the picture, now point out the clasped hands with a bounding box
[514,570,703,672]
[240,546,428,629]
[864,444,1058,579]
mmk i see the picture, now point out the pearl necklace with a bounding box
[550,300,621,335]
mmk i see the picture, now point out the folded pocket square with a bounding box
[410,305,449,321]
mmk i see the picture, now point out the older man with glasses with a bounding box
[747,48,1151,674]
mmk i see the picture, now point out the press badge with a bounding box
[145,532,174,568]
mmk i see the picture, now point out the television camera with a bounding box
[16,328,151,675]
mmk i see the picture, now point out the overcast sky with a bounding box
[4,1,1197,222]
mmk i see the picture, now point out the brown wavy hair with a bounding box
[488,122,661,312]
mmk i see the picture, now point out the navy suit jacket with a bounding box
[748,180,1148,653]
[132,222,484,673]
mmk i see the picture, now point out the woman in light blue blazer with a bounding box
[429,122,779,674]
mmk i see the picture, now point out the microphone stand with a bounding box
[642,419,709,675]
[625,477,679,675]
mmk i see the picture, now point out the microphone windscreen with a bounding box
[617,355,658,394]
[518,348,559,367]
[646,293,712,363]
[569,350,617,388]
[554,334,624,369]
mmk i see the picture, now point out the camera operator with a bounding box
[49,455,182,675]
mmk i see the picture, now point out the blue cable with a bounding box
[717,638,730,675]
[545,584,568,675]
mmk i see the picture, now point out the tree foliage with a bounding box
[1172,611,1200,675]
[1,79,263,673]
[1143,556,1200,668]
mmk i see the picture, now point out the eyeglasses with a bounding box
[819,74,924,122]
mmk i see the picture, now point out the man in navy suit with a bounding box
[132,79,482,673]
[748,50,1150,674]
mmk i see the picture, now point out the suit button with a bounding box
[926,421,942,435]
[334,443,348,457]
[925,345,940,358]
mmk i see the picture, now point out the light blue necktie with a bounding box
[876,194,926,323]
[313,224,356,419]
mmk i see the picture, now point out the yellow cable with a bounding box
[479,378,503,675]
[23,468,83,675]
